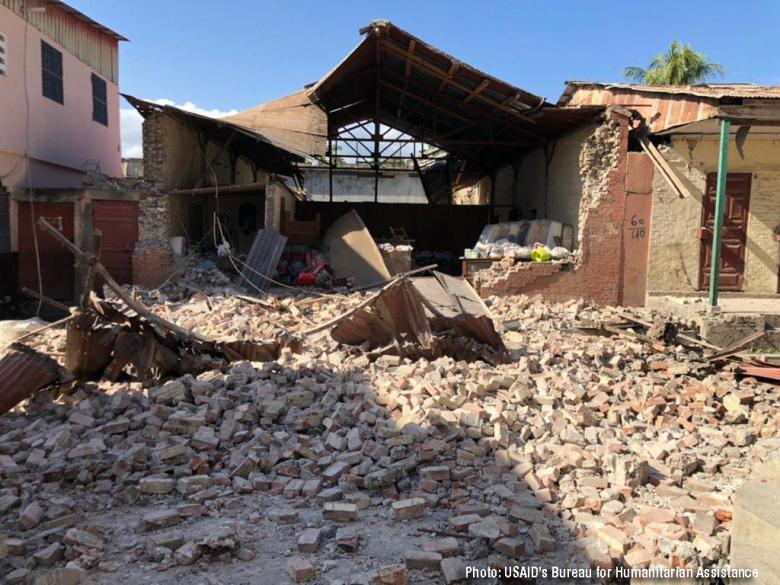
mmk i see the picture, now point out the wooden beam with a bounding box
[436,62,458,93]
[463,79,489,105]
[638,135,693,199]
[381,69,544,142]
[718,104,780,123]
[379,79,473,124]
[37,218,210,344]
[396,39,416,119]
[380,40,537,121]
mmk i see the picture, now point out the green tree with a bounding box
[624,41,725,85]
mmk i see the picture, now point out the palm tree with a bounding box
[624,41,725,85]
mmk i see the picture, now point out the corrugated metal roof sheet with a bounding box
[556,82,780,133]
[224,91,328,159]
[123,94,304,176]
[0,344,61,415]
[241,230,287,293]
[560,82,780,104]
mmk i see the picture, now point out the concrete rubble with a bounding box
[1,263,779,584]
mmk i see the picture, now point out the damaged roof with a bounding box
[559,81,780,105]
[123,94,306,177]
[224,90,328,159]
[558,81,780,133]
[306,20,604,168]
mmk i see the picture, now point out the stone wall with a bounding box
[647,135,780,295]
[476,109,631,305]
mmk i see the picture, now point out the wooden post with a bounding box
[708,118,731,308]
[80,229,102,307]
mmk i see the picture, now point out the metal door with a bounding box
[92,200,139,286]
[17,202,75,300]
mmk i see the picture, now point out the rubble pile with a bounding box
[0,293,778,584]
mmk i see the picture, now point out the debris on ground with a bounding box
[2,222,779,583]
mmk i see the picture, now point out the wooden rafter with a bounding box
[396,38,417,119]
[380,39,536,120]
[463,79,490,105]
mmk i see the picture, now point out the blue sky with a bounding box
[67,0,780,157]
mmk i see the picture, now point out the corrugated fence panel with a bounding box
[242,230,287,292]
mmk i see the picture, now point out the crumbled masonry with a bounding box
[1,260,778,584]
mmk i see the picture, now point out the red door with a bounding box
[698,173,751,291]
[92,200,139,286]
[17,202,75,300]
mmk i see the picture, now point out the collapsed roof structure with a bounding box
[126,20,605,199]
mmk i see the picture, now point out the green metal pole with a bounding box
[708,118,731,307]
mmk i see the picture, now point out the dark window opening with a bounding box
[0,32,7,76]
[91,73,108,126]
[41,41,63,104]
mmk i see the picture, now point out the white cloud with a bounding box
[120,99,239,159]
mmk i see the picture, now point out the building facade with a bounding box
[562,82,780,301]
[0,0,124,190]
[0,0,127,304]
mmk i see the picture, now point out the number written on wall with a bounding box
[41,216,64,233]
[628,215,646,240]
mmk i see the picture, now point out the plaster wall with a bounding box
[0,7,122,189]
[493,122,599,247]
[648,134,780,295]
[302,167,427,203]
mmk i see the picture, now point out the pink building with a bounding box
[0,0,125,189]
[0,0,128,305]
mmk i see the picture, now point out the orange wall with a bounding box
[0,6,122,189]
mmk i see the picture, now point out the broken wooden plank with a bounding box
[38,218,209,345]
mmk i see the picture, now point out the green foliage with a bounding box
[624,41,724,85]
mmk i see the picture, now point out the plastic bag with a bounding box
[530,247,552,263]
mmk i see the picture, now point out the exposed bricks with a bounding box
[132,193,174,288]
[477,108,630,306]
[142,112,167,189]
[132,245,174,289]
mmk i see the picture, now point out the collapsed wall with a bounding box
[476,108,630,305]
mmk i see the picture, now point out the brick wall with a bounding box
[476,109,630,305]
[132,193,174,288]
[143,112,166,189]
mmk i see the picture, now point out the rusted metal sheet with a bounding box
[559,83,722,133]
[332,272,506,362]
[374,280,433,349]
[17,202,75,301]
[413,272,506,352]
[740,366,780,382]
[92,200,139,286]
[331,310,393,346]
[64,309,117,380]
[0,344,61,415]
[225,91,328,158]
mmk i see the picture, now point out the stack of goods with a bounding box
[464,219,573,262]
